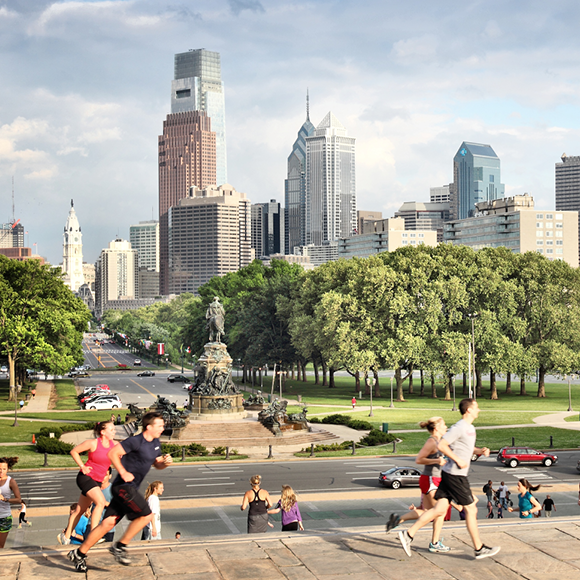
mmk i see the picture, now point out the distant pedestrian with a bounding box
[508,479,541,519]
[268,485,304,531]
[483,480,494,504]
[141,481,164,540]
[241,475,273,533]
[18,500,31,528]
[486,500,494,518]
[117,414,122,426]
[175,531,181,540]
[542,495,556,517]
[19,400,24,411]
[351,397,356,409]
[497,504,503,518]
[111,414,115,423]
[0,457,22,549]
[498,481,509,509]
[30,389,36,400]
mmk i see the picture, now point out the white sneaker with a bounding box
[475,545,501,560]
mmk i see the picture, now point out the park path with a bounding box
[0,381,52,416]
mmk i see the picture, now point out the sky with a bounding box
[2,0,580,265]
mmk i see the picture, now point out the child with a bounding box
[508,479,541,519]
[70,508,92,544]
[268,485,304,531]
[141,481,164,540]
[18,500,31,528]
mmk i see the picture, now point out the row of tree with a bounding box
[103,245,580,400]
[0,256,91,400]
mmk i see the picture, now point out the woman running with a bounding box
[386,417,450,553]
[0,457,22,549]
[241,475,272,533]
[508,479,541,519]
[58,421,116,545]
[268,485,304,531]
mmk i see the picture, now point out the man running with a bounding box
[68,412,172,572]
[397,399,500,560]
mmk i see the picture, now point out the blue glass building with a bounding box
[452,142,505,219]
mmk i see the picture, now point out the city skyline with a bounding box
[2,1,580,265]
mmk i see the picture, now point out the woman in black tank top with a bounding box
[241,474,272,533]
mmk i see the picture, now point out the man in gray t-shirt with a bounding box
[396,399,501,561]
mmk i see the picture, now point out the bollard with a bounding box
[310,443,315,457]
[226,446,230,460]
[351,441,356,455]
[43,452,48,467]
[393,440,397,453]
[181,447,186,462]
[511,437,515,446]
[267,445,273,459]
[549,435,553,448]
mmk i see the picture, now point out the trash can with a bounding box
[268,394,272,403]
[382,423,389,433]
[297,395,302,403]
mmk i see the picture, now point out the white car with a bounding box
[85,396,122,410]
[182,383,193,390]
[0,366,7,373]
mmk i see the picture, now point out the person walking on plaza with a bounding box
[268,485,304,531]
[542,495,556,517]
[351,396,356,409]
[483,480,494,505]
[241,475,273,533]
[141,481,164,540]
[67,412,172,572]
[18,500,31,528]
[498,481,509,509]
[508,479,541,519]
[58,421,115,545]
[0,457,22,549]
[386,417,450,553]
[397,399,500,560]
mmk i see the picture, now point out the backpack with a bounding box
[482,483,490,494]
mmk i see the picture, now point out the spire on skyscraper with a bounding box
[306,89,310,122]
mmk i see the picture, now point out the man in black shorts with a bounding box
[398,399,501,560]
[68,412,172,572]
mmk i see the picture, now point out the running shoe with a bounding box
[474,545,501,560]
[398,530,413,557]
[429,541,451,553]
[109,542,131,566]
[385,513,401,532]
[57,532,70,545]
[67,548,87,573]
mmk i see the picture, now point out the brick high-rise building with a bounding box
[158,110,216,294]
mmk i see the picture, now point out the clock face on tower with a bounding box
[74,237,78,242]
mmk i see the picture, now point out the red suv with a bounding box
[497,447,557,468]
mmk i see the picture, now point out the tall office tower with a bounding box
[61,200,85,292]
[305,112,356,245]
[0,222,24,248]
[130,220,160,272]
[172,49,227,186]
[158,110,216,295]
[430,185,451,203]
[284,95,315,254]
[252,200,284,257]
[555,154,580,260]
[451,142,505,220]
[94,238,138,318]
[167,184,251,295]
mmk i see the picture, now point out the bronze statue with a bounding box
[206,296,225,343]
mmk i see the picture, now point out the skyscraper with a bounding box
[285,95,315,254]
[61,200,84,292]
[305,112,356,245]
[252,200,284,258]
[158,110,216,295]
[130,220,159,272]
[172,49,227,186]
[451,142,505,220]
[555,153,580,260]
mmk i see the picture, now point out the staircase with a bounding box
[174,420,339,448]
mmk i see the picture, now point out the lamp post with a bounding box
[467,312,478,400]
[389,376,394,408]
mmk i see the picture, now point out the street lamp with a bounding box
[467,312,478,399]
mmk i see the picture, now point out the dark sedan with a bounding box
[379,467,421,489]
[137,371,155,377]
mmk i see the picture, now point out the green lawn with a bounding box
[53,379,80,410]
[0,419,83,443]
[18,410,128,423]
[0,380,37,412]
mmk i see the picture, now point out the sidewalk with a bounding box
[1,518,580,579]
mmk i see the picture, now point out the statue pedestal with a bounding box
[198,342,231,375]
[189,394,246,421]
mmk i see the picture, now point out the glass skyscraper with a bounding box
[284,97,315,254]
[171,49,227,186]
[452,142,504,220]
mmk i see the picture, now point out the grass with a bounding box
[0,380,37,412]
[53,379,80,410]
[564,414,580,422]
[18,410,129,422]
[0,419,84,443]
[294,426,580,457]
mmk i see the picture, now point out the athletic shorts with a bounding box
[103,484,151,523]
[76,471,102,497]
[419,475,441,495]
[434,471,474,506]
[0,516,12,533]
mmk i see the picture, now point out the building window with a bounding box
[546,240,553,245]
[402,240,408,245]
[546,214,553,219]
[556,213,563,220]
[536,231,543,237]
[537,249,543,254]
[546,222,553,228]
[556,223,563,228]
[489,174,494,182]
[410,240,416,244]
[556,249,563,254]
[547,249,553,254]
[536,214,543,219]
[545,231,553,237]
[536,222,543,228]
[556,231,563,238]
[410,233,416,238]
[536,240,543,246]
[402,233,407,237]
[419,233,424,238]
[556,240,563,246]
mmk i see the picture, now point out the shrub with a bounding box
[358,429,396,447]
[308,417,321,423]
[36,436,74,455]
[213,446,226,455]
[301,441,353,452]
[160,443,182,456]
[36,423,95,440]
[348,419,373,431]
[321,414,352,426]
[187,443,209,456]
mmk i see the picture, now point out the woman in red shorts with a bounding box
[58,421,116,545]
[386,417,451,553]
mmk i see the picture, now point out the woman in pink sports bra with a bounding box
[57,421,116,545]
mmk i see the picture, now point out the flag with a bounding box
[186,346,191,354]
[158,343,165,355]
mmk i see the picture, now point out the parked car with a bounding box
[134,359,142,366]
[496,446,558,468]
[167,374,190,383]
[94,384,110,390]
[69,370,90,378]
[182,382,193,390]
[79,392,109,404]
[379,467,421,489]
[85,395,122,410]
[0,366,8,373]
[137,371,155,377]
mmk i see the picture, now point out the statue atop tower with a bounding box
[62,200,85,292]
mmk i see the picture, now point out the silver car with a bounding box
[378,467,421,489]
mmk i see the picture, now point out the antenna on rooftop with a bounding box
[306,89,310,122]
[11,176,15,224]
